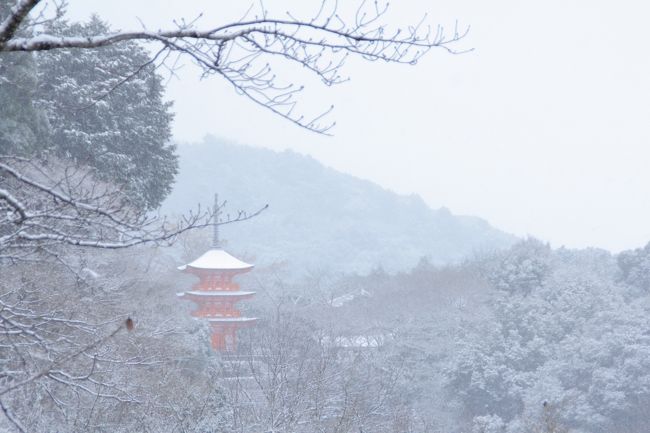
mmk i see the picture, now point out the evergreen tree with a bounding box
[34,16,176,209]
[0,51,49,155]
[0,0,49,156]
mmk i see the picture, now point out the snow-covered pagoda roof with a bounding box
[179,290,256,297]
[177,248,254,272]
[207,317,258,323]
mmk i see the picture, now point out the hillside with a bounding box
[162,137,517,274]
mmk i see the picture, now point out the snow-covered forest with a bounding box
[2,1,650,433]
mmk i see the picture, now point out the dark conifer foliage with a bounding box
[33,17,176,209]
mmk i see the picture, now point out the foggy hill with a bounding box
[162,137,517,274]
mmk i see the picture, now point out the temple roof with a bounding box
[180,290,256,297]
[177,248,254,272]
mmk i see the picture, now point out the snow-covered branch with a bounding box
[0,0,40,43]
[0,0,469,134]
[0,156,267,263]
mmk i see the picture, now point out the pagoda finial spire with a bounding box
[212,193,220,248]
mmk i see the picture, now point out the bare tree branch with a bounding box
[0,0,470,134]
[0,156,268,262]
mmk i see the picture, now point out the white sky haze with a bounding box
[67,0,650,252]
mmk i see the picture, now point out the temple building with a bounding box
[177,196,256,352]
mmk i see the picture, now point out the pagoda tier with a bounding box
[179,291,256,317]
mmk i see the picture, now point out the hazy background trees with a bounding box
[161,138,516,274]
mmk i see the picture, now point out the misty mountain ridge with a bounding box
[162,137,517,274]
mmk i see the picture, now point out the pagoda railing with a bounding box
[192,281,241,291]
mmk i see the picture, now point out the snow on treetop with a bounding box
[177,248,253,271]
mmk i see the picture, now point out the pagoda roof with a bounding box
[207,317,258,323]
[178,248,254,272]
[181,290,256,297]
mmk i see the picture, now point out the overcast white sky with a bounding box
[66,0,650,252]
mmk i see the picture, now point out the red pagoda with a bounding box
[178,196,256,352]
